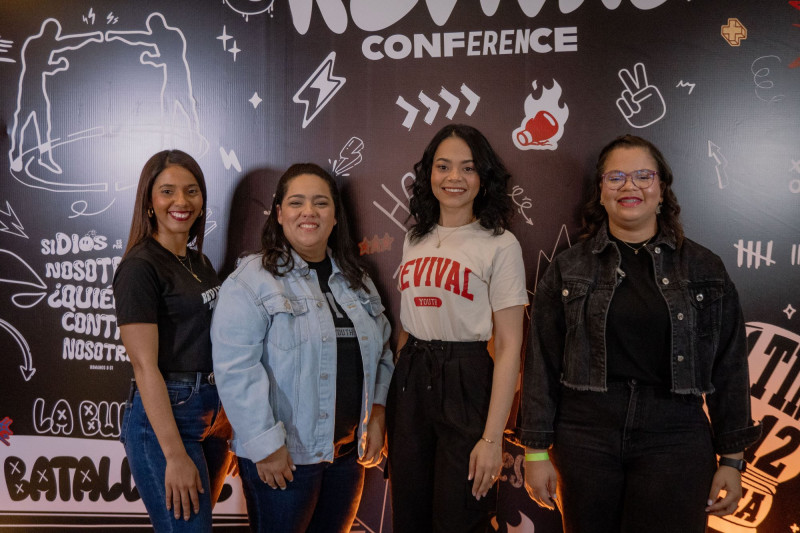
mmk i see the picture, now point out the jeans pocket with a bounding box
[167,382,196,406]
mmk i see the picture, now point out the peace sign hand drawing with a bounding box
[615,62,666,128]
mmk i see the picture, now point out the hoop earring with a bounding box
[147,207,154,217]
[656,203,662,215]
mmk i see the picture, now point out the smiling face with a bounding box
[277,173,337,262]
[430,135,480,226]
[150,164,203,250]
[600,146,663,241]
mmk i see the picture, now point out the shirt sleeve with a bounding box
[488,237,528,312]
[113,257,161,325]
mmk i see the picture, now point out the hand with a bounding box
[524,458,558,511]
[705,465,742,516]
[615,62,666,128]
[164,453,204,521]
[358,405,386,468]
[255,445,296,490]
[468,438,502,501]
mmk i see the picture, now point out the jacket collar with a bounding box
[278,248,340,276]
[591,222,677,254]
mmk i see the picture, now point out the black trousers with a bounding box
[551,381,717,533]
[386,336,497,533]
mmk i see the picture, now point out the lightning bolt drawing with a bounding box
[293,52,346,129]
[331,137,364,176]
[0,201,27,239]
[534,224,572,294]
[676,80,695,95]
[219,147,242,172]
[707,141,730,189]
[82,7,96,25]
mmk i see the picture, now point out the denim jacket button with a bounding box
[321,373,329,379]
[322,336,328,342]
[317,301,323,308]
[319,412,328,419]
[696,293,704,302]
[654,247,661,254]
[315,451,323,457]
[677,355,685,362]
[661,277,669,285]
[677,313,684,320]
[562,289,569,297]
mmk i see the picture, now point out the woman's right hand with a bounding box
[524,458,558,511]
[255,445,296,489]
[164,452,204,520]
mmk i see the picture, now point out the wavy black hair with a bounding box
[582,134,684,247]
[260,163,368,292]
[407,124,513,242]
[124,149,208,260]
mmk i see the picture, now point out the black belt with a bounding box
[162,371,216,385]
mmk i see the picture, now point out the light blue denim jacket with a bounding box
[211,251,394,464]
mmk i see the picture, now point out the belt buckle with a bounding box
[207,372,215,386]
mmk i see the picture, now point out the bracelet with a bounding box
[525,452,550,462]
[480,437,499,445]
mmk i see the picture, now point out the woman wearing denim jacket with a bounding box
[518,135,760,533]
[211,163,394,533]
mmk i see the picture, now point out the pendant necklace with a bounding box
[619,235,653,255]
[172,251,201,282]
[435,216,475,248]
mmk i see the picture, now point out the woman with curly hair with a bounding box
[387,124,528,532]
[518,134,760,532]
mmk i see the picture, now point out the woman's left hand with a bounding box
[358,404,385,468]
[469,438,502,500]
[705,465,743,516]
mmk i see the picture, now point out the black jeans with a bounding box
[386,336,496,533]
[551,381,717,533]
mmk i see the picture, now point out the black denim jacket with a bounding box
[517,225,760,454]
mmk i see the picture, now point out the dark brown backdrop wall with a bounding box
[1,1,798,531]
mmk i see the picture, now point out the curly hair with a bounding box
[124,149,208,261]
[260,163,368,292]
[407,124,514,242]
[581,134,684,247]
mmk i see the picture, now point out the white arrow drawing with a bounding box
[396,83,480,130]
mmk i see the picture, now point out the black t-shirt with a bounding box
[307,257,364,457]
[113,237,220,373]
[606,235,671,386]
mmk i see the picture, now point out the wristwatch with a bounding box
[718,457,746,472]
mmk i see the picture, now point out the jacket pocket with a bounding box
[357,290,385,317]
[688,282,724,338]
[262,293,310,350]
[561,280,590,331]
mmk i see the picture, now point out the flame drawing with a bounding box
[513,80,569,151]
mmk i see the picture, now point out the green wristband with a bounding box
[525,452,549,462]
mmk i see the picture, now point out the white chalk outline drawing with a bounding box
[32,398,73,435]
[330,137,364,176]
[69,198,116,218]
[512,80,568,151]
[508,185,534,226]
[217,25,232,50]
[0,201,28,238]
[0,249,48,308]
[224,0,276,21]
[0,35,15,63]
[676,80,695,95]
[396,84,480,130]
[79,399,124,437]
[82,7,96,25]
[105,13,209,157]
[784,304,796,319]
[7,19,104,190]
[0,318,36,381]
[289,0,347,34]
[615,62,666,129]
[791,159,800,174]
[533,224,572,294]
[751,56,784,103]
[734,239,775,269]
[219,147,242,172]
[373,173,414,236]
[707,141,730,189]
[249,92,263,109]
[293,51,346,129]
[790,180,800,194]
[204,207,217,236]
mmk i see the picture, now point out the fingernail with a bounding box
[707,499,713,506]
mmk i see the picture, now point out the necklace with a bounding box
[171,251,201,282]
[619,235,653,255]
[435,217,475,248]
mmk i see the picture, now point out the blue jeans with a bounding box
[550,380,717,533]
[120,376,233,532]
[237,447,365,533]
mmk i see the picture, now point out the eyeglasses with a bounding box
[601,170,658,190]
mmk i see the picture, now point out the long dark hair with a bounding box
[260,163,368,292]
[582,134,684,247]
[407,124,513,242]
[124,149,208,258]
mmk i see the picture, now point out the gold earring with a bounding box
[147,207,154,217]
[656,203,662,215]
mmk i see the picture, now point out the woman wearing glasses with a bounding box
[518,135,760,532]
